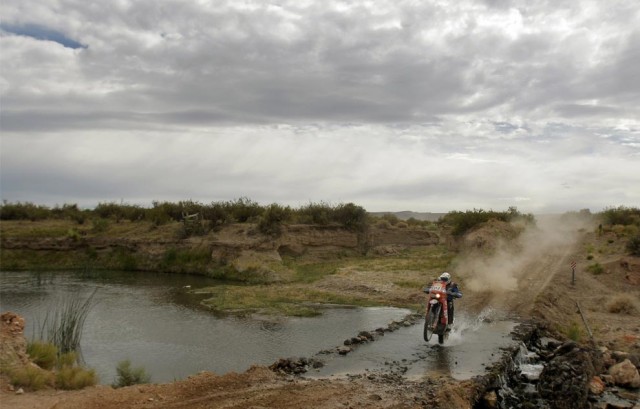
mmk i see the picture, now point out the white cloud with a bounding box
[1,0,639,212]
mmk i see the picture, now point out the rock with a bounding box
[482,390,498,409]
[16,388,24,395]
[338,346,352,355]
[0,312,30,370]
[539,348,597,409]
[598,391,636,409]
[554,341,578,356]
[589,376,606,395]
[358,331,373,341]
[310,359,324,369]
[609,359,640,388]
[612,351,631,363]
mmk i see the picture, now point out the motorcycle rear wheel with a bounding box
[423,305,439,342]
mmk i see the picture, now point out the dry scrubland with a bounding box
[1,205,639,408]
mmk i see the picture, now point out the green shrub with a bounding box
[258,203,292,236]
[57,351,78,367]
[333,203,368,231]
[91,218,109,233]
[296,202,332,224]
[27,342,58,370]
[627,234,640,256]
[113,360,150,388]
[66,228,81,241]
[565,322,583,342]
[587,263,604,275]
[381,213,400,225]
[225,197,262,223]
[0,201,52,220]
[439,206,535,237]
[599,206,640,227]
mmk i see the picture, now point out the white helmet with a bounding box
[439,272,451,282]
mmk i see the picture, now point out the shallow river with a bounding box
[0,270,411,384]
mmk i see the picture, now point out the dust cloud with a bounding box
[456,214,593,293]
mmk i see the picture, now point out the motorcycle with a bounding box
[423,279,450,344]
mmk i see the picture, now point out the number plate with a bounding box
[431,283,445,292]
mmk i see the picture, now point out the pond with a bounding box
[0,270,410,384]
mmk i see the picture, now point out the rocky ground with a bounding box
[1,217,639,408]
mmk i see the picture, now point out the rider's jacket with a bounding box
[445,282,462,302]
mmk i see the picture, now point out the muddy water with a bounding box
[0,271,409,384]
[310,310,518,381]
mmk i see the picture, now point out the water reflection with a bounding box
[429,345,452,374]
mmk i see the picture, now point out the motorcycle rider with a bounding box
[424,272,462,325]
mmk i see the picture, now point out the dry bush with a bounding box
[8,365,54,390]
[55,366,98,390]
[376,220,392,229]
[606,295,638,315]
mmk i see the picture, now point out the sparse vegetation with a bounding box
[565,322,583,342]
[9,345,97,390]
[599,206,640,227]
[113,359,151,388]
[201,285,384,317]
[438,206,535,237]
[587,263,605,275]
[257,203,292,236]
[0,199,370,233]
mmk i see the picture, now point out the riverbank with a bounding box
[0,219,446,316]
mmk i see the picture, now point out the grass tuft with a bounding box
[113,359,151,388]
[565,322,583,342]
[26,342,58,370]
[55,366,98,390]
[587,263,604,275]
[8,365,54,391]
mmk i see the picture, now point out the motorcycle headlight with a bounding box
[435,293,440,299]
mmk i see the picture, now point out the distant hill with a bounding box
[368,211,446,222]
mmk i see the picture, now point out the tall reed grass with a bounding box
[34,288,98,355]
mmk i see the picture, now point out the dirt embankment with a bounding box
[0,221,439,279]
[2,217,639,409]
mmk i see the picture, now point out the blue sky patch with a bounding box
[0,23,86,49]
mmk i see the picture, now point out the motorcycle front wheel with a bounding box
[423,305,439,342]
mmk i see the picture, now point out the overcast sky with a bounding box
[1,0,638,213]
